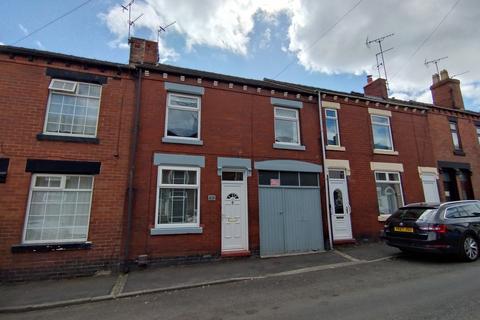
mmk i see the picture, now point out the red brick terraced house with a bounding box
[427,70,480,202]
[0,46,136,280]
[266,77,439,242]
[127,38,326,262]
[0,37,478,280]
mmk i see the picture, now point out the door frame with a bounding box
[328,169,353,241]
[420,172,440,203]
[221,169,249,253]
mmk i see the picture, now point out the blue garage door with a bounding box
[258,171,324,256]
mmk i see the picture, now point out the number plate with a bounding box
[394,226,414,233]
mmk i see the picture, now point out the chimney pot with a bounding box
[367,75,373,83]
[439,69,449,80]
[432,73,440,84]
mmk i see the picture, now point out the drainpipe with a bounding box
[316,90,334,250]
[123,67,143,272]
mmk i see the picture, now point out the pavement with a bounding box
[0,241,400,313]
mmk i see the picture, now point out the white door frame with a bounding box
[328,169,353,241]
[421,173,440,203]
[221,169,249,253]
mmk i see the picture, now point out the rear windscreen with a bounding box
[391,208,437,221]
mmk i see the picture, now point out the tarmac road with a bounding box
[4,253,480,320]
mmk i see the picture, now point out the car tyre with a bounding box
[459,235,479,262]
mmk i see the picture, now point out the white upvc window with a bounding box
[274,107,300,145]
[44,79,102,137]
[155,166,200,228]
[449,121,461,150]
[165,93,201,140]
[374,171,404,215]
[325,108,340,146]
[476,126,480,144]
[371,115,394,151]
[23,174,94,244]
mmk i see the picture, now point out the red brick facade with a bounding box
[129,72,323,261]
[0,40,478,280]
[0,50,135,280]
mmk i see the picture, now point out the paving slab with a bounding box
[335,241,399,261]
[0,274,116,308]
[123,250,347,293]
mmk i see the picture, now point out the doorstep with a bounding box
[221,250,251,258]
[333,239,357,245]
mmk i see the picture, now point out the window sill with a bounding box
[162,137,203,146]
[11,242,92,253]
[326,145,346,151]
[373,149,399,156]
[377,214,391,222]
[150,226,203,235]
[273,143,306,151]
[37,133,99,144]
[453,150,466,156]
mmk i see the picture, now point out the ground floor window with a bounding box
[374,171,404,215]
[24,174,93,243]
[156,166,200,227]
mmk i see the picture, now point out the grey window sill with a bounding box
[150,227,203,235]
[273,143,306,151]
[453,150,466,156]
[37,133,99,144]
[162,137,204,145]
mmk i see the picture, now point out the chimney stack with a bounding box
[129,37,159,65]
[363,76,388,99]
[430,69,464,110]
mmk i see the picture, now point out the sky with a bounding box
[1,0,479,111]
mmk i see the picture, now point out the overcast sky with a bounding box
[2,0,479,111]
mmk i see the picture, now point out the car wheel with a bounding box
[460,235,479,262]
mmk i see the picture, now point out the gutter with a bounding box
[123,68,143,272]
[316,91,334,250]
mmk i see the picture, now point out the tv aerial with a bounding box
[157,21,176,43]
[424,56,448,74]
[366,33,394,91]
[121,0,144,39]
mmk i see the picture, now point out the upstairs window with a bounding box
[371,115,393,151]
[476,125,480,144]
[274,107,300,145]
[325,109,340,146]
[165,93,201,140]
[449,121,461,150]
[44,79,101,137]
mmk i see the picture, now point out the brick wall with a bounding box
[129,73,322,260]
[323,98,435,239]
[0,54,135,280]
[427,110,480,200]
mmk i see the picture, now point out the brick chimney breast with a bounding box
[129,37,159,65]
[363,77,388,99]
[430,69,464,110]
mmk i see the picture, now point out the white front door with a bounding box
[421,173,440,203]
[221,171,248,252]
[329,170,353,241]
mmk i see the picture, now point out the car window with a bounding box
[446,204,480,219]
[391,208,437,221]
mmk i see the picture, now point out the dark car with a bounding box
[383,200,480,261]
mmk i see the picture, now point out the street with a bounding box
[4,253,480,320]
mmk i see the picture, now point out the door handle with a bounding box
[346,205,351,215]
[279,211,284,215]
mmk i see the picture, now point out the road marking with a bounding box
[110,273,128,298]
[333,250,362,262]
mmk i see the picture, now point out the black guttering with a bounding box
[0,45,130,71]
